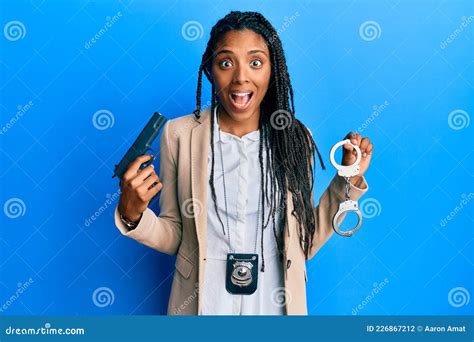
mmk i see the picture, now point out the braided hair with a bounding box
[193,11,326,269]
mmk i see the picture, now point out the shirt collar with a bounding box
[212,104,260,144]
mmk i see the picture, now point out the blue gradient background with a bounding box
[1,0,472,316]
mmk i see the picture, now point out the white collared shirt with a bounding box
[200,106,285,315]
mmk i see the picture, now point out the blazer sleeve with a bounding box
[307,174,369,260]
[113,120,183,255]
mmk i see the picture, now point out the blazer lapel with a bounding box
[190,108,211,259]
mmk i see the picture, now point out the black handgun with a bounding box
[112,112,168,180]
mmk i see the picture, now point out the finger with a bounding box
[343,141,354,151]
[360,137,370,152]
[343,132,356,150]
[345,131,356,142]
[345,131,357,139]
[123,154,154,180]
[349,133,359,147]
[138,173,160,192]
[366,143,373,155]
[143,181,163,202]
[348,134,361,156]
[137,164,156,182]
[130,166,156,188]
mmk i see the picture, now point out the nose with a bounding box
[232,64,249,84]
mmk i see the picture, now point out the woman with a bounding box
[115,11,373,315]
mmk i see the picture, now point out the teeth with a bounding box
[230,91,252,106]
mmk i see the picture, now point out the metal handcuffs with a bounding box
[329,139,362,237]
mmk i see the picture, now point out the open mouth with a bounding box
[229,91,254,111]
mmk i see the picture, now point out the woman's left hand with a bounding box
[341,132,373,186]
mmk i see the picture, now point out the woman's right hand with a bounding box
[118,154,163,222]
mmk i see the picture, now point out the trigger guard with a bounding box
[329,139,361,178]
[332,200,363,237]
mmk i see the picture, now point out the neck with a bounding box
[217,105,260,138]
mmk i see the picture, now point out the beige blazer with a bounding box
[114,108,369,315]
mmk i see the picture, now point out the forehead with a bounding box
[215,29,269,54]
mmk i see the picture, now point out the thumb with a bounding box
[343,142,354,151]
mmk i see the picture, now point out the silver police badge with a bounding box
[225,253,258,295]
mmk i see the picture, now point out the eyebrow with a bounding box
[214,49,268,57]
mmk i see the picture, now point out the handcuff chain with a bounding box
[344,176,351,201]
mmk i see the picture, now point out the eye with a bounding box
[250,59,263,68]
[219,60,232,69]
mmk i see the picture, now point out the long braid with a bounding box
[258,112,265,271]
[194,64,204,119]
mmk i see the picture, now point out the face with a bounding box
[211,29,271,122]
